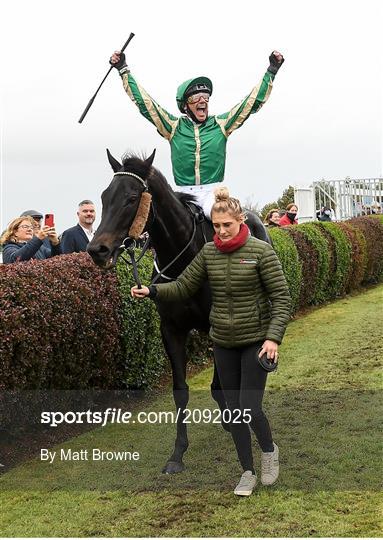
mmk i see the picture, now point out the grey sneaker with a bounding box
[234,470,257,496]
[261,443,279,485]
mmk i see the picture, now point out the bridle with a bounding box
[112,170,206,287]
[112,170,153,288]
[113,171,148,190]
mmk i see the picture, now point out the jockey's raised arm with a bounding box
[216,72,274,137]
[110,51,178,140]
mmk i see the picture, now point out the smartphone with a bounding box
[44,214,55,227]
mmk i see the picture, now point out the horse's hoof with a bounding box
[162,461,185,474]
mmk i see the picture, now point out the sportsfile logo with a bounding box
[41,409,135,428]
[41,408,252,427]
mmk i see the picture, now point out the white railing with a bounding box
[295,178,383,222]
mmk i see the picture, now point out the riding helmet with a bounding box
[176,76,213,113]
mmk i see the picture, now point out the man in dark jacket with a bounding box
[61,200,96,254]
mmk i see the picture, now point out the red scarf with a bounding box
[213,223,250,253]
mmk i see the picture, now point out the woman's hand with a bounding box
[259,340,278,362]
[46,227,60,245]
[36,226,59,245]
[131,285,150,299]
[35,226,50,241]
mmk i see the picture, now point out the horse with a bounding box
[87,149,270,474]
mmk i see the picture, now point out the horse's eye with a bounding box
[126,196,138,204]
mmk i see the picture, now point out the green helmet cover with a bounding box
[176,76,213,113]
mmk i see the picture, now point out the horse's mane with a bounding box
[174,192,197,206]
[121,152,153,179]
[121,152,197,209]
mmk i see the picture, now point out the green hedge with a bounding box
[116,254,212,389]
[297,223,331,303]
[347,217,383,282]
[269,227,301,312]
[270,217,382,314]
[315,222,352,297]
[337,222,368,290]
[116,256,167,389]
[0,253,123,391]
[1,217,382,393]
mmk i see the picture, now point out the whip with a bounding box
[78,32,135,123]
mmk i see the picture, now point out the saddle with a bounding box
[184,201,206,225]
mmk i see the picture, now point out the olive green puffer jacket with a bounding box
[155,237,291,348]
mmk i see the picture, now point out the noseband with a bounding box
[113,171,152,240]
[111,170,153,288]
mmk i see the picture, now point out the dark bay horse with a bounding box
[88,150,270,474]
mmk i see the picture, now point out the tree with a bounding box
[277,185,295,211]
[243,196,261,217]
[259,185,295,221]
[260,201,278,221]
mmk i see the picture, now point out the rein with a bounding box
[151,201,206,284]
[113,169,206,287]
[151,207,198,284]
[119,235,151,289]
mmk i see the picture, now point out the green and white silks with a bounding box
[120,70,275,188]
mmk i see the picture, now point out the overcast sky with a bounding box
[1,0,382,232]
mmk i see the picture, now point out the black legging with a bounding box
[213,342,274,472]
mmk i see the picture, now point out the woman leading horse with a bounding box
[131,187,291,496]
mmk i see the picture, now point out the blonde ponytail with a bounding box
[211,187,246,221]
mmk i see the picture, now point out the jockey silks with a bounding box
[120,70,275,187]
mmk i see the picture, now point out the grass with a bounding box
[0,285,382,537]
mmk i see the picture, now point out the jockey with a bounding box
[110,50,284,218]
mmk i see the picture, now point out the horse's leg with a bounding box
[211,361,231,433]
[160,324,189,474]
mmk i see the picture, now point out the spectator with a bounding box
[318,206,332,222]
[20,209,43,229]
[279,204,298,227]
[61,200,96,254]
[264,208,281,228]
[0,216,60,264]
[20,209,51,251]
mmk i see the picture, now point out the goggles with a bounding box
[186,92,210,104]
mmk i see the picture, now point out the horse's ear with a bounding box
[145,149,156,168]
[106,148,122,173]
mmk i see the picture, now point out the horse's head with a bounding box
[87,149,156,268]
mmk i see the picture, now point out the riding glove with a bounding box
[267,52,285,75]
[110,52,127,71]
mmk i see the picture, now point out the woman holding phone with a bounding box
[131,188,291,496]
[1,215,61,264]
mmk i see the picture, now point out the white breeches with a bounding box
[175,183,224,219]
